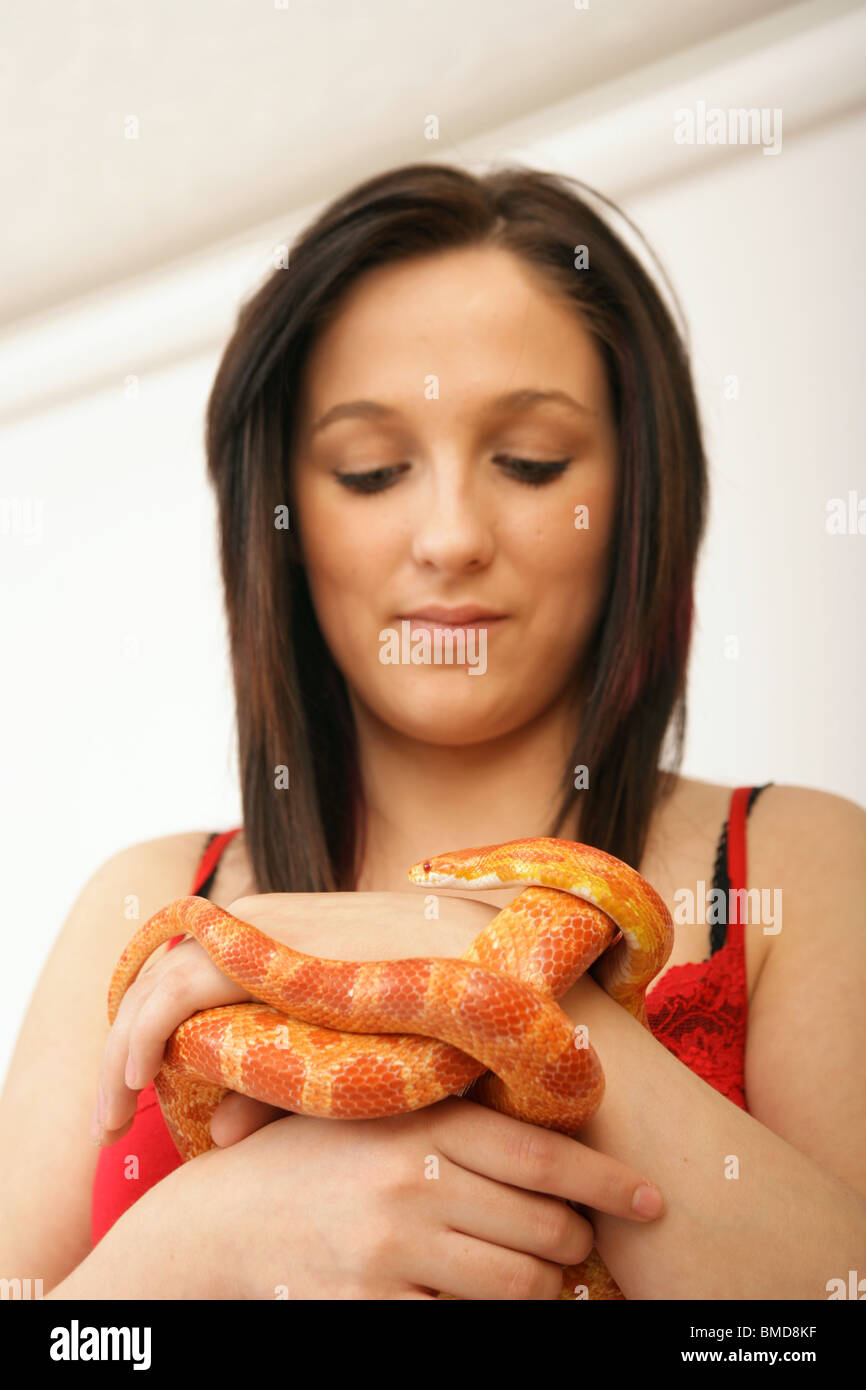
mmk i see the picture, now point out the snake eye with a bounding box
[423,861,432,872]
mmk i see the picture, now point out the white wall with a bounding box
[635,105,866,789]
[1,354,239,1081]
[2,17,864,1085]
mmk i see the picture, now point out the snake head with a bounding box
[408,837,595,888]
[407,844,508,890]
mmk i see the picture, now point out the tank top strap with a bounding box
[726,787,752,925]
[726,783,773,938]
[191,827,243,896]
[708,783,773,954]
[167,826,243,952]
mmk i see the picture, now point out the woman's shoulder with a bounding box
[100,829,214,888]
[735,781,866,911]
[648,773,865,901]
[648,777,865,999]
[79,831,215,940]
[663,776,866,950]
[662,773,865,843]
[108,827,255,907]
[744,780,865,836]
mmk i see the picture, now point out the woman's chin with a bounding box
[394,719,508,748]
[372,693,525,748]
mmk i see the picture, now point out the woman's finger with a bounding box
[435,1159,595,1267]
[209,1091,292,1148]
[96,963,169,1135]
[94,1114,135,1148]
[413,1227,566,1301]
[124,950,250,1093]
[434,1098,665,1223]
[97,942,250,1135]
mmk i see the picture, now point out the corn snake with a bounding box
[107,836,673,1299]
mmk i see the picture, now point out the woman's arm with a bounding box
[560,786,866,1299]
[0,832,208,1292]
[228,789,866,1299]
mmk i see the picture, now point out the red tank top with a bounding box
[91,786,768,1247]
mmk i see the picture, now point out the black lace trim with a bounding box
[709,783,774,955]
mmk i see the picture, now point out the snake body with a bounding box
[108,837,672,1299]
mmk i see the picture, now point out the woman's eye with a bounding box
[333,454,572,494]
[495,455,572,485]
[334,463,409,494]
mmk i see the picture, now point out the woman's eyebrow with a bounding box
[308,388,597,439]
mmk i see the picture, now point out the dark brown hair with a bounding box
[205,161,708,893]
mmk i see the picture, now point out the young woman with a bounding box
[3,164,864,1300]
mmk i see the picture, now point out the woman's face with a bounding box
[290,244,619,746]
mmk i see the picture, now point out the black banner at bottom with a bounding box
[6,1296,862,1375]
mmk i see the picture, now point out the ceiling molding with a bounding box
[1,0,863,425]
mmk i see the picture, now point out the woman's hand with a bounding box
[94,891,495,1148]
[92,890,666,1299]
[165,1096,663,1300]
[94,931,254,1145]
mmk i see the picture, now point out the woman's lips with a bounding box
[398,612,506,634]
[399,605,505,625]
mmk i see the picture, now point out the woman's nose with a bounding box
[408,479,495,574]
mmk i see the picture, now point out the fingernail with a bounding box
[631,1183,664,1218]
[125,1054,138,1089]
